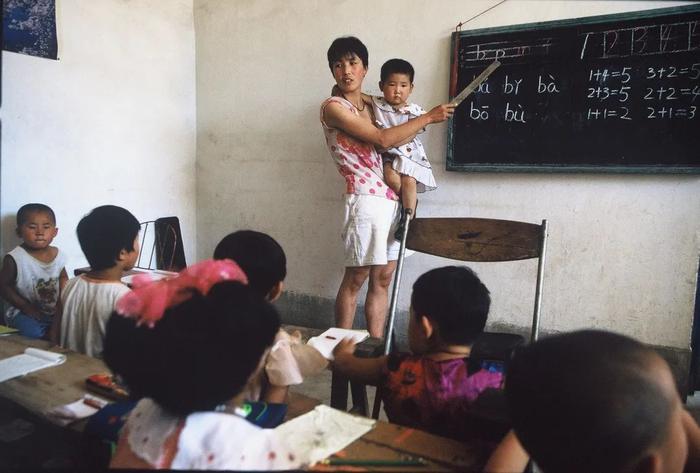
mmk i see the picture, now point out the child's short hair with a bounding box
[104,281,280,416]
[506,330,673,473]
[411,266,490,345]
[327,36,368,70]
[213,230,286,299]
[17,203,56,226]
[380,58,415,83]
[77,205,140,271]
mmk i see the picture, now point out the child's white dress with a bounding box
[371,96,437,193]
[115,398,301,470]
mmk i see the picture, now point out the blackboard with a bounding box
[446,5,700,173]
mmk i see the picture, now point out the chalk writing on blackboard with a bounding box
[447,5,700,173]
[579,20,700,59]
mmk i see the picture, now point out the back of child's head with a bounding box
[380,58,415,83]
[327,36,368,69]
[506,330,675,473]
[411,266,490,345]
[17,203,56,226]
[104,268,279,416]
[213,230,286,299]
[77,205,140,270]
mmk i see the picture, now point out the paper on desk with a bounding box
[274,404,375,466]
[45,394,109,426]
[0,347,66,383]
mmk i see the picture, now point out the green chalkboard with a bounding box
[447,5,700,173]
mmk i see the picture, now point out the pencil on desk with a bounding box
[323,457,426,467]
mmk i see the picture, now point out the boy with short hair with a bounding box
[0,203,68,339]
[58,205,140,358]
[214,230,327,403]
[485,330,700,473]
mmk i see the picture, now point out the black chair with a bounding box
[135,217,186,272]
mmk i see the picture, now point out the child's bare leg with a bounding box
[383,161,402,196]
[401,175,418,216]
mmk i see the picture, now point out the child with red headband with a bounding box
[104,260,301,470]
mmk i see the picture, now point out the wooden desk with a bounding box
[0,334,104,431]
[0,335,485,471]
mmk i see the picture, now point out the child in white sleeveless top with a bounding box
[0,204,67,339]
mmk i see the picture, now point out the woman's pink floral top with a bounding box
[320,97,398,201]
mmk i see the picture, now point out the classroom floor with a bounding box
[289,367,388,421]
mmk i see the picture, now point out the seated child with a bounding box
[105,259,300,470]
[58,205,140,358]
[371,59,436,229]
[213,230,327,404]
[484,330,700,473]
[0,203,67,338]
[333,265,503,442]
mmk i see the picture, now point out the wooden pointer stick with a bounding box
[451,60,501,106]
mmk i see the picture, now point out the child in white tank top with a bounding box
[0,204,67,339]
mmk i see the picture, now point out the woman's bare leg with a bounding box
[335,266,370,328]
[365,261,397,337]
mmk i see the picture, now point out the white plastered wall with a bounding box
[194,0,700,350]
[1,0,197,273]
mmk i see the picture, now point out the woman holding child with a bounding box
[320,36,454,337]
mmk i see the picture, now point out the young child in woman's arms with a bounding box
[214,230,328,404]
[105,259,300,470]
[484,330,700,473]
[0,203,68,339]
[372,59,436,232]
[333,265,502,442]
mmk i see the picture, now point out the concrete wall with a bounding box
[194,0,699,351]
[1,0,197,273]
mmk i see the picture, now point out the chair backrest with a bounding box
[155,217,186,271]
[135,217,187,272]
[405,217,548,342]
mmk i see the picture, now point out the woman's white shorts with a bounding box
[342,194,401,267]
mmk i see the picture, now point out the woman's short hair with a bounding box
[104,281,280,416]
[327,36,368,70]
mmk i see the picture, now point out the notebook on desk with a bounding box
[0,348,66,383]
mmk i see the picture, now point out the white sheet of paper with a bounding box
[306,328,369,360]
[274,405,375,466]
[45,394,109,426]
[0,348,66,383]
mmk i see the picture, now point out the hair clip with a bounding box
[115,259,248,327]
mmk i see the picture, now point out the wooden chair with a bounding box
[372,216,549,419]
